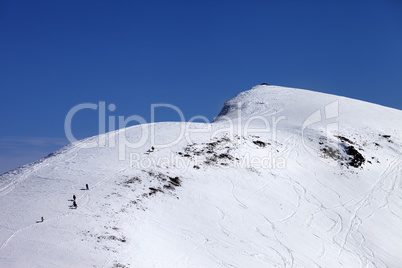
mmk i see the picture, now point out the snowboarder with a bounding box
[41,216,44,222]
[86,184,89,190]
[73,195,76,201]
[73,201,77,208]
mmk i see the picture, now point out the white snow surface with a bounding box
[0,85,401,267]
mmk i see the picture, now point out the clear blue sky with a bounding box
[1,0,401,174]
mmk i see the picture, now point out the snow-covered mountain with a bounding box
[0,85,401,267]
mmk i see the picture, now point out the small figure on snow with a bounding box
[73,201,77,208]
[41,216,44,222]
[147,146,155,155]
[86,184,89,190]
[73,195,76,201]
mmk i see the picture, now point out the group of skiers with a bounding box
[41,146,156,222]
[40,183,90,223]
[71,184,89,208]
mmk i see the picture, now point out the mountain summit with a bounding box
[0,85,401,267]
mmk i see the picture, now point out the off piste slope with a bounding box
[0,85,401,267]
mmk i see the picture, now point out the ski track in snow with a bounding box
[0,135,132,259]
[0,144,84,253]
[338,154,401,266]
[0,143,84,197]
[186,129,400,267]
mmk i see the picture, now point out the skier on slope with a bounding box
[147,146,155,155]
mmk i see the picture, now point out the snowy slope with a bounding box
[0,85,401,268]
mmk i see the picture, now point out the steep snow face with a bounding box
[0,85,401,267]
